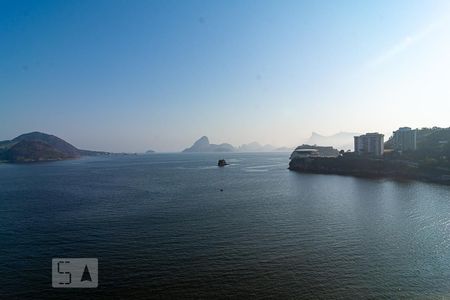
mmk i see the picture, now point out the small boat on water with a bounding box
[218,159,228,167]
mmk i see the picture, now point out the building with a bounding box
[392,127,417,152]
[354,133,384,156]
[290,145,339,160]
[290,149,319,160]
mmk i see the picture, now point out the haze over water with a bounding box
[1,153,450,298]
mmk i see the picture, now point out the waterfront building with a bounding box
[290,149,319,159]
[290,145,339,160]
[392,127,417,152]
[354,133,384,156]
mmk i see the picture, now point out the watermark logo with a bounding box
[52,258,98,288]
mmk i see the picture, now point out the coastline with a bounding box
[289,156,450,185]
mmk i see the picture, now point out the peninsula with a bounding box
[289,127,450,185]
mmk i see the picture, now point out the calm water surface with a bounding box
[1,153,450,299]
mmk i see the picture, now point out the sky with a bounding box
[1,0,450,152]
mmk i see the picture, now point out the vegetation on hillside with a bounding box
[385,127,450,168]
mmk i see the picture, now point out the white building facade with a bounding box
[354,133,384,156]
[392,127,417,152]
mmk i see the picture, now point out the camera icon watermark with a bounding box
[52,258,98,288]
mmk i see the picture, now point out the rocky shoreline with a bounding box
[289,156,450,185]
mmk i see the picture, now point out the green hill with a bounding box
[386,127,450,158]
[0,132,109,163]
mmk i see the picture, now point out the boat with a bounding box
[218,159,228,167]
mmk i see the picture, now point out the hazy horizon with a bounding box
[0,128,431,153]
[1,130,359,152]
[2,0,450,152]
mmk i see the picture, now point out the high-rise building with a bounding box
[392,127,417,152]
[354,133,384,156]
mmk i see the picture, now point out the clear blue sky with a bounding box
[1,0,450,151]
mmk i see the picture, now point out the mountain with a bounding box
[0,132,109,163]
[13,131,80,157]
[183,137,292,153]
[182,136,235,152]
[237,142,276,152]
[3,140,73,162]
[304,132,360,151]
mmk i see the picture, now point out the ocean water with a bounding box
[1,153,450,299]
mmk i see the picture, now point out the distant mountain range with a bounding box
[182,136,235,153]
[0,131,361,161]
[0,132,109,163]
[238,142,275,152]
[304,132,360,151]
[182,136,293,153]
[238,142,293,152]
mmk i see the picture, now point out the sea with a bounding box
[1,152,450,299]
